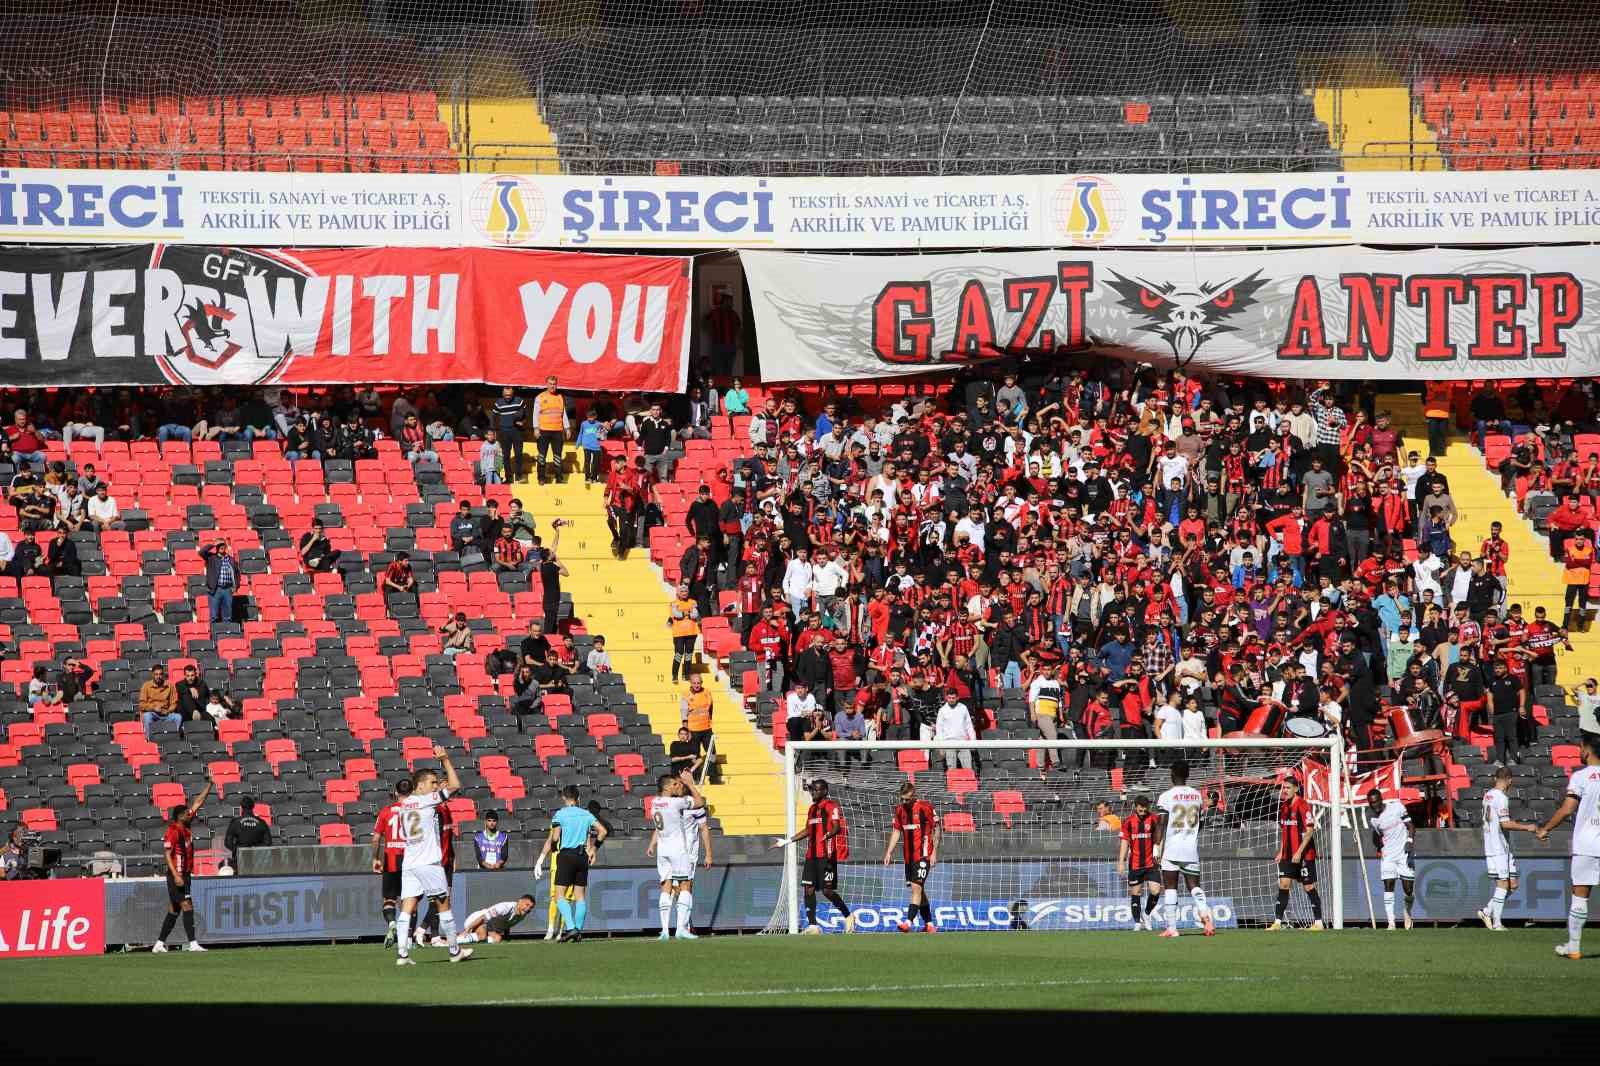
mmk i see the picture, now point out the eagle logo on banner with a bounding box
[1102,269,1270,365]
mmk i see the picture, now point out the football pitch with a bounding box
[5,929,1596,1012]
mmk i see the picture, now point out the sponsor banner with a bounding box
[741,245,1600,381]
[4,168,1600,249]
[0,878,105,958]
[76,853,1584,947]
[0,244,691,390]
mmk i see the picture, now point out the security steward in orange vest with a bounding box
[680,673,717,784]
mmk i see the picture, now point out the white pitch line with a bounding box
[469,974,1260,1007]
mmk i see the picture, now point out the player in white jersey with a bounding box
[1366,788,1415,930]
[645,769,707,940]
[1153,759,1214,938]
[1535,732,1600,960]
[393,747,471,966]
[1478,766,1538,931]
[459,896,535,944]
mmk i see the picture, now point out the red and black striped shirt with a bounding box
[1278,794,1316,862]
[806,798,844,860]
[1120,811,1158,869]
[164,822,194,879]
[893,800,940,863]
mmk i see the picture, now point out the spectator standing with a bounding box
[493,386,528,482]
[680,673,716,783]
[635,403,677,484]
[934,686,976,771]
[576,412,606,485]
[702,291,742,369]
[533,376,569,484]
[223,796,272,872]
[198,538,238,623]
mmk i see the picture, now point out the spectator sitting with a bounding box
[175,665,211,724]
[7,529,45,580]
[55,482,86,532]
[381,551,417,615]
[509,663,542,732]
[449,500,483,558]
[86,484,123,531]
[5,410,47,467]
[504,499,537,542]
[669,726,702,778]
[138,665,181,738]
[832,701,869,767]
[493,524,526,572]
[58,656,95,703]
[26,664,60,709]
[585,634,611,674]
[283,417,320,464]
[298,519,340,573]
[399,412,437,464]
[441,613,476,659]
[44,522,80,582]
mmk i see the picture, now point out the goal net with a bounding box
[766,739,1343,935]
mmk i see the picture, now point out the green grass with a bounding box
[6,930,1597,1012]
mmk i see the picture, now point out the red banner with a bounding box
[0,878,105,958]
[0,244,692,391]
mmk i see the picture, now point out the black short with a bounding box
[1127,866,1160,886]
[381,867,402,901]
[1279,859,1318,884]
[904,859,930,886]
[801,856,837,889]
[555,847,589,888]
[485,915,515,938]
[166,873,191,907]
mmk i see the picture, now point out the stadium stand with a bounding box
[1415,72,1600,171]
[0,387,690,875]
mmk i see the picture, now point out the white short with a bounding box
[1160,858,1200,877]
[1486,854,1518,881]
[464,907,493,929]
[1572,854,1600,887]
[657,850,695,883]
[400,863,449,901]
[1380,855,1415,882]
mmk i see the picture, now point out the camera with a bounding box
[17,830,61,879]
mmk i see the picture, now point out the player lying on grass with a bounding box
[883,781,941,932]
[1368,787,1416,930]
[457,896,536,944]
[646,770,709,940]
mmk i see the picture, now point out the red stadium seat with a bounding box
[614,753,647,791]
[534,734,568,770]
[945,769,978,804]
[898,750,930,778]
[20,807,57,832]
[324,779,360,813]
[992,790,1026,827]
[151,782,186,813]
[943,812,976,833]
[319,823,354,846]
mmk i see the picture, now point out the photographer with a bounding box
[2,826,24,880]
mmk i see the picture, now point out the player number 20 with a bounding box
[1169,804,1200,829]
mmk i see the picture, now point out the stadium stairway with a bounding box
[444,52,560,174]
[513,457,786,835]
[1311,72,1444,171]
[1384,395,1599,684]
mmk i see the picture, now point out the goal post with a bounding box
[772,737,1343,935]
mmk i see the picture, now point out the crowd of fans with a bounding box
[596,365,1600,793]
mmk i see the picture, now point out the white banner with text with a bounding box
[4,167,1600,249]
[740,245,1600,381]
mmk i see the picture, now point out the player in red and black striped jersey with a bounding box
[1270,777,1326,930]
[371,778,413,947]
[1118,794,1164,931]
[152,780,212,953]
[883,781,942,933]
[772,779,855,933]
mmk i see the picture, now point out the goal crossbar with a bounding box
[779,737,1344,934]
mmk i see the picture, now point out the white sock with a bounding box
[1570,897,1589,949]
[676,891,693,932]
[1162,889,1178,931]
[1190,886,1211,919]
[1489,887,1508,923]
[459,932,479,944]
[395,912,412,957]
[1383,891,1395,923]
[659,890,674,933]
[439,910,458,955]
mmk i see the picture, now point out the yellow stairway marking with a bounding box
[435,51,560,174]
[1384,395,1597,684]
[512,452,786,835]
[1305,53,1443,172]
